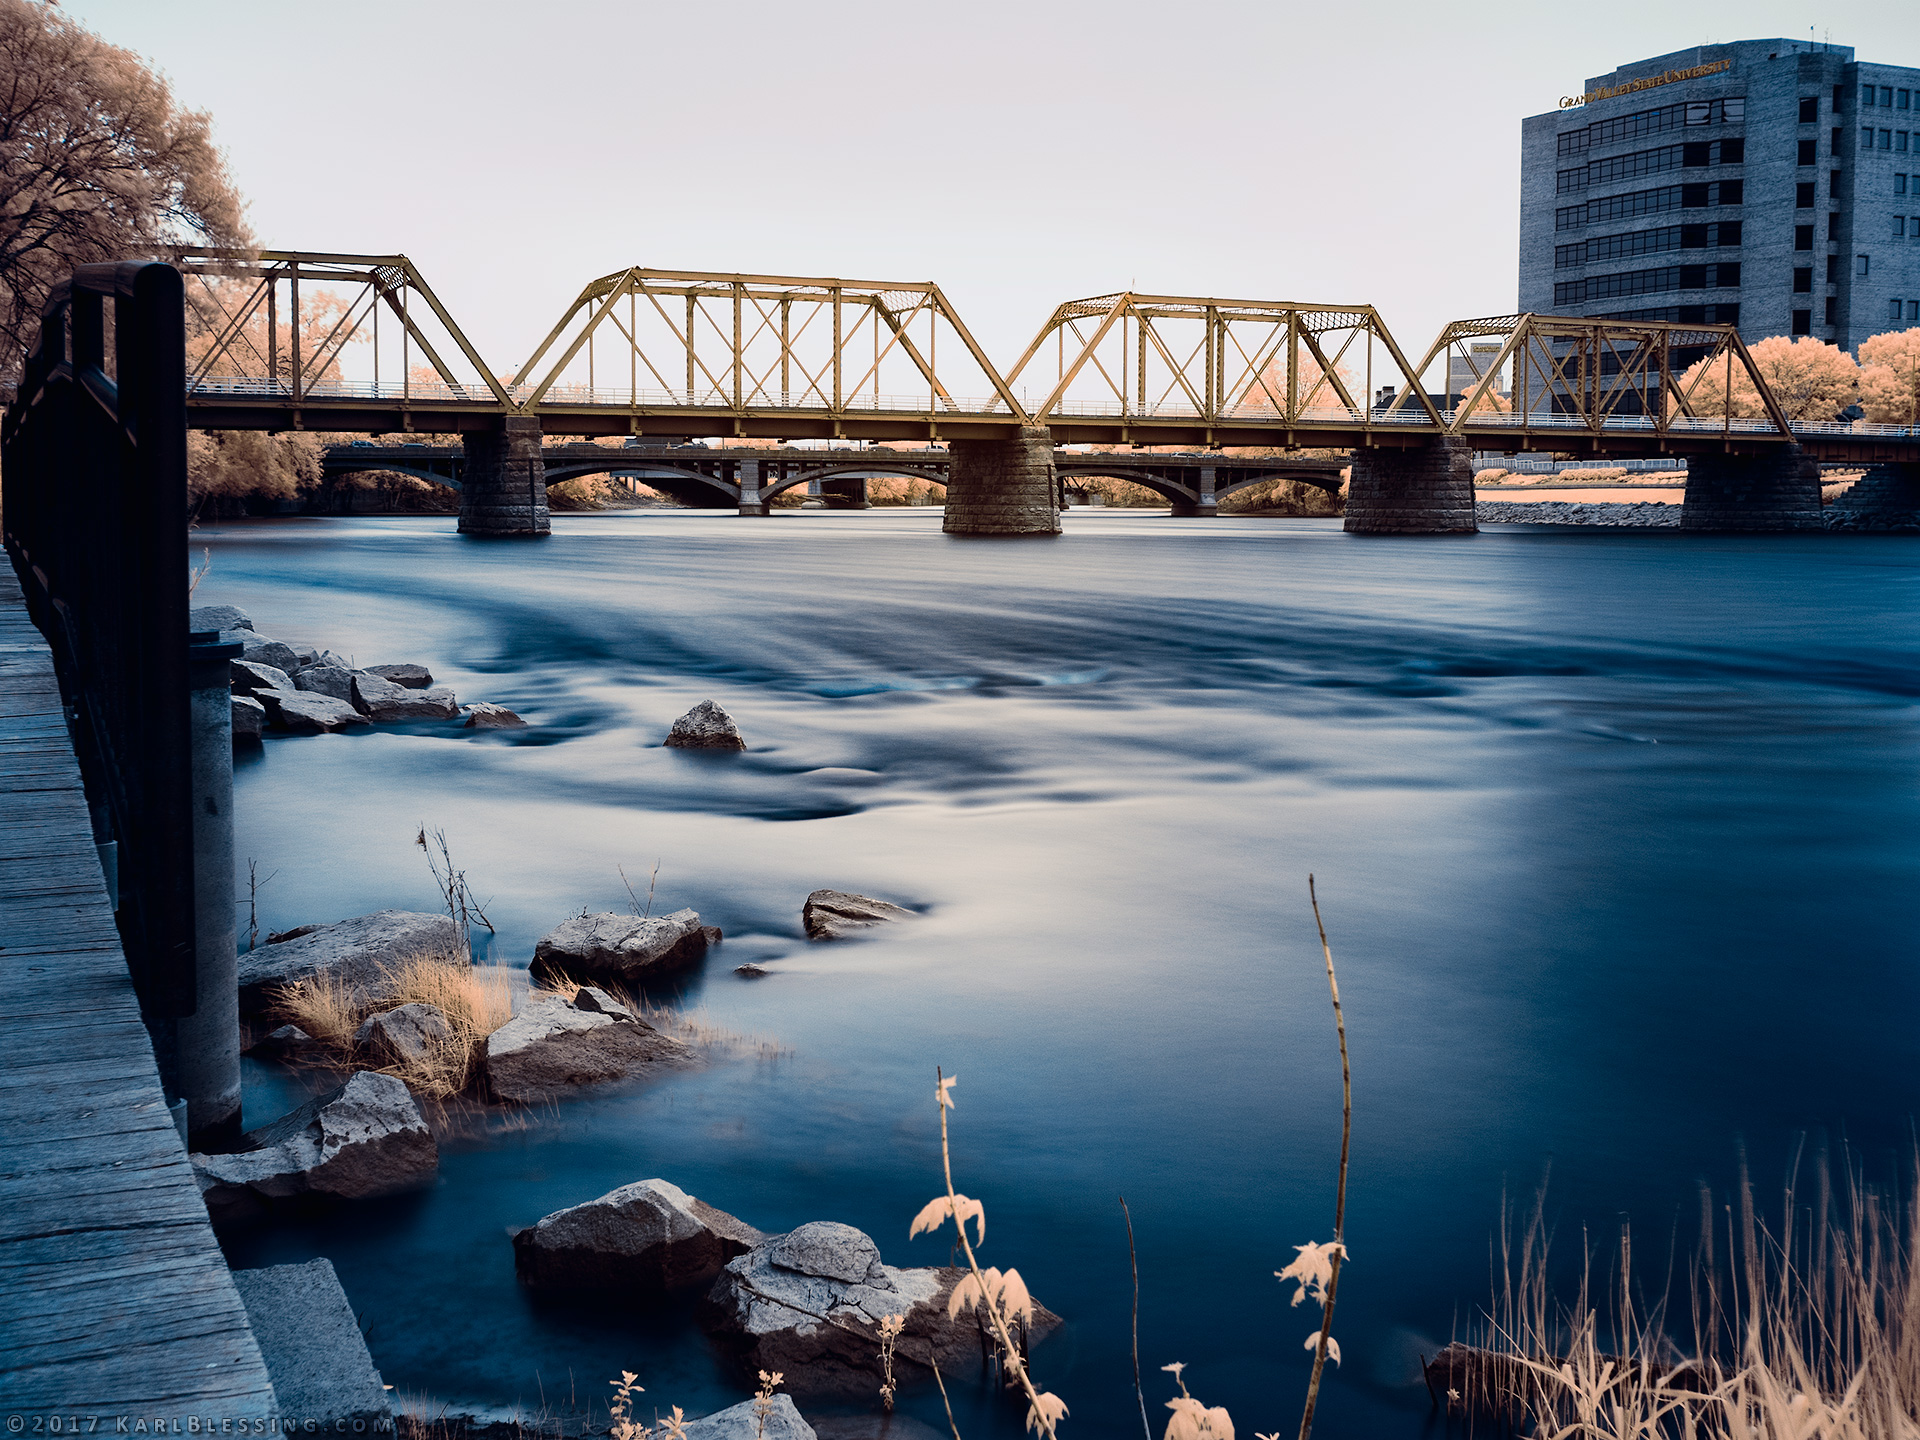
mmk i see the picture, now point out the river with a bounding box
[200,508,1920,1438]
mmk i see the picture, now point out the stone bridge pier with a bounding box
[1343,437,1477,534]
[943,426,1061,536]
[459,415,550,536]
[1170,467,1217,518]
[1680,446,1822,530]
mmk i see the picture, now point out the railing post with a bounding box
[179,627,244,1148]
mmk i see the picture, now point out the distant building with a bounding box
[1447,344,1506,400]
[1520,40,1920,356]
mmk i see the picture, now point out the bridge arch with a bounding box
[759,463,949,502]
[540,460,738,507]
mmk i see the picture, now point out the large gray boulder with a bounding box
[238,630,303,675]
[237,909,458,1016]
[682,1396,814,1440]
[293,664,358,702]
[232,1260,391,1429]
[231,694,266,740]
[700,1222,1060,1397]
[802,890,914,941]
[353,671,459,720]
[364,662,433,689]
[353,1002,452,1068]
[483,990,694,1105]
[666,699,746,750]
[230,658,294,694]
[191,1072,437,1219]
[191,604,254,633]
[258,688,371,734]
[512,1178,766,1291]
[533,908,712,984]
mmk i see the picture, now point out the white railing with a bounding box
[182,375,1920,440]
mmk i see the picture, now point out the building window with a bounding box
[1800,96,1819,122]
[1911,301,1920,321]
[1899,217,1909,239]
[1864,85,1876,107]
[1835,84,1847,110]
[1858,254,1871,277]
[1881,129,1894,150]
[1798,139,1817,165]
[1719,180,1743,204]
[1863,126,1876,147]
[1831,170,1844,197]
[1793,266,1813,292]
[1826,296,1838,324]
[1555,97,1745,159]
[1883,88,1895,107]
[1827,253,1841,281]
[1797,181,1816,206]
[1903,90,1914,111]
[1719,138,1743,163]
[1796,223,1815,249]
[1901,175,1911,196]
[1829,212,1843,240]
[1894,300,1907,322]
[1833,127,1843,154]
[1902,133,1913,154]
[1792,309,1813,334]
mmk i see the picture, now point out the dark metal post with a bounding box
[180,627,243,1148]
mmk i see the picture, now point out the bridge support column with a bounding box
[1680,446,1822,531]
[1172,466,1218,517]
[943,426,1061,535]
[458,416,549,536]
[1825,462,1920,531]
[1343,438,1477,534]
[737,459,769,516]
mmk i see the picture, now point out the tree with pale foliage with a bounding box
[1858,327,1920,426]
[1672,335,1859,422]
[0,0,249,378]
[186,429,320,514]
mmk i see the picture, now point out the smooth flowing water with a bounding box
[202,509,1920,1438]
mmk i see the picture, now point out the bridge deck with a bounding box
[0,563,276,1419]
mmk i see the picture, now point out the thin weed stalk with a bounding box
[1297,874,1352,1440]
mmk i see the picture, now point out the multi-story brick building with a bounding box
[1520,40,1920,357]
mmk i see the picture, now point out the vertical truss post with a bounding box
[732,282,743,410]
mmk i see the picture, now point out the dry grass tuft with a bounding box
[268,946,515,1099]
[1453,1151,1920,1440]
[532,969,791,1061]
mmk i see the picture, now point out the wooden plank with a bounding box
[0,563,277,1419]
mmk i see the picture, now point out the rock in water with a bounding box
[353,671,460,720]
[353,1002,452,1068]
[293,664,358,702]
[682,1397,815,1440]
[237,909,458,1016]
[232,694,266,740]
[483,991,694,1104]
[464,702,527,728]
[699,1221,1061,1396]
[230,658,294,694]
[190,1072,437,1218]
[244,1024,323,1060]
[364,662,433,689]
[231,1260,391,1429]
[802,890,914,941]
[533,908,712,984]
[665,699,746,750]
[191,605,254,633]
[512,1178,767,1291]
[258,689,371,734]
[238,631,304,676]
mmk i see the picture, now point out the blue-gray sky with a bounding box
[56,0,1920,378]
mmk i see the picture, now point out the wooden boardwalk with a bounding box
[0,563,277,1420]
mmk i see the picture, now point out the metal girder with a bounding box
[1003,292,1443,435]
[1399,313,1795,440]
[168,248,511,409]
[512,268,1030,431]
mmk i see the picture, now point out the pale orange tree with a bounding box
[0,0,249,379]
[1672,335,1859,422]
[1858,327,1920,426]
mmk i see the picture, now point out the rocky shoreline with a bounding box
[1476,501,1920,530]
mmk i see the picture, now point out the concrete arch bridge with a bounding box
[323,442,1348,516]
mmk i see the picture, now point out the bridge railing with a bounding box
[1,261,199,1020]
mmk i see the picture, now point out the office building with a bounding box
[1520,40,1920,356]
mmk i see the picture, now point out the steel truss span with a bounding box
[169,250,1919,462]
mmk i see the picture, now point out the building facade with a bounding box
[1520,40,1920,357]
